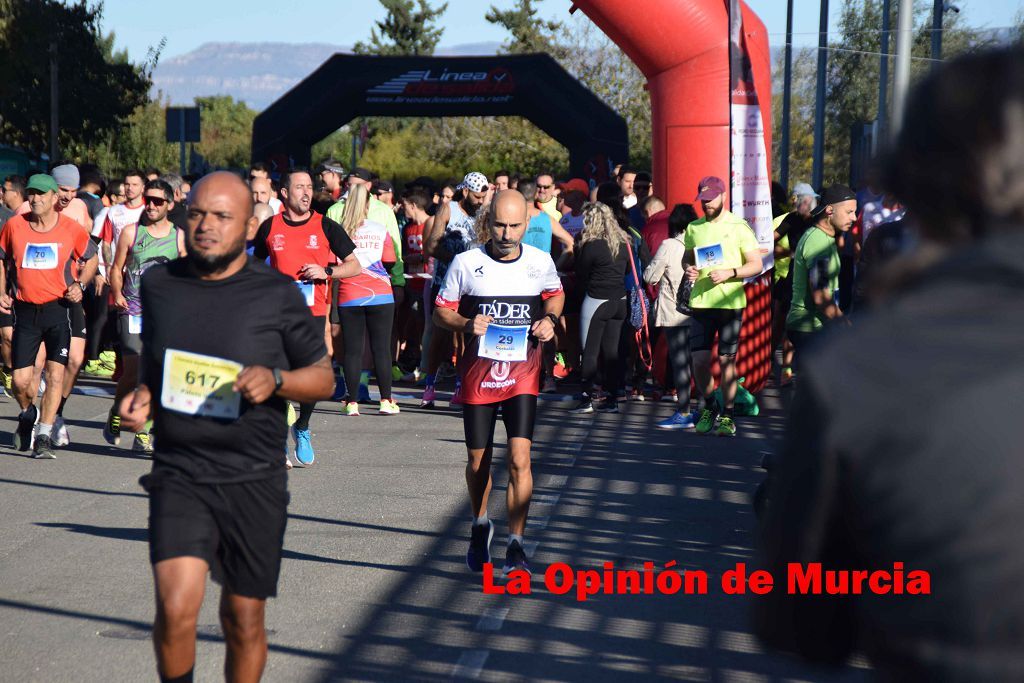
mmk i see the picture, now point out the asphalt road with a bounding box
[0,376,869,682]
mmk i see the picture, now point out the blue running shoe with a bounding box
[466,520,494,572]
[502,540,531,577]
[293,426,315,466]
[656,410,697,430]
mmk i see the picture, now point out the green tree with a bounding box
[0,0,153,156]
[771,47,817,187]
[354,0,447,56]
[485,0,565,56]
[193,96,258,169]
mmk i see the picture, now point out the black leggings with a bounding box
[664,325,693,411]
[463,394,538,450]
[579,295,627,396]
[338,304,394,401]
[85,284,112,361]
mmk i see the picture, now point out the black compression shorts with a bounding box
[70,301,86,339]
[12,300,73,369]
[142,468,290,600]
[463,393,538,450]
[688,308,744,357]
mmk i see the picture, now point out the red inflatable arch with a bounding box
[573,0,774,393]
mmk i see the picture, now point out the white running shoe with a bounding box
[52,416,70,448]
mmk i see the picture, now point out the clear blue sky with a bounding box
[96,0,1022,63]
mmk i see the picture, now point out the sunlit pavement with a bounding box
[0,377,868,681]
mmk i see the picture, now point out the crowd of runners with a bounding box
[3,43,1019,682]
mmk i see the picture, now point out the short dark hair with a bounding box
[562,189,586,213]
[143,166,161,178]
[494,169,511,180]
[535,171,555,182]
[279,167,311,190]
[79,166,105,191]
[124,169,145,183]
[249,161,270,174]
[518,179,537,201]
[403,188,432,211]
[668,203,699,238]
[885,45,1024,241]
[3,175,27,199]
[107,181,124,197]
[144,179,174,202]
[617,166,638,180]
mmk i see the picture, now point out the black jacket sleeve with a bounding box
[251,217,273,261]
[321,216,356,261]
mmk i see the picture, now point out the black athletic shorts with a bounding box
[12,299,73,369]
[117,314,142,355]
[142,468,290,600]
[688,308,744,356]
[0,310,12,328]
[70,301,86,339]
[463,393,538,450]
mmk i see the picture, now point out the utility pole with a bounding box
[49,41,59,162]
[780,0,794,190]
[931,0,943,69]
[811,0,829,190]
[878,0,891,143]
[892,0,914,138]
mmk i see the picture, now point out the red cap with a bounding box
[558,178,590,195]
[695,176,726,201]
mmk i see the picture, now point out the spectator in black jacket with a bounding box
[755,46,1024,681]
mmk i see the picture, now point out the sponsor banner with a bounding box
[366,67,515,104]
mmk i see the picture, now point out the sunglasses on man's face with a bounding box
[537,184,553,190]
[145,196,168,207]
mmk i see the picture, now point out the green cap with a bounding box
[26,174,58,194]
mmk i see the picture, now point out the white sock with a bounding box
[473,514,489,527]
[508,533,524,547]
[37,423,52,438]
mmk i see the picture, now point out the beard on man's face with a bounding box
[186,234,248,275]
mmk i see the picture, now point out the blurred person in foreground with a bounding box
[755,46,1024,680]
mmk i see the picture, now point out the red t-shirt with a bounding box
[403,221,426,293]
[252,212,356,317]
[0,213,96,304]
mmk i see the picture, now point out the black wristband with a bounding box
[272,367,284,392]
[545,312,559,327]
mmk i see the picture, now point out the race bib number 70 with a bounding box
[161,349,243,419]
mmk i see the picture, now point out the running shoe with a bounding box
[81,359,114,378]
[569,397,594,414]
[402,368,424,383]
[502,540,531,577]
[541,377,557,394]
[715,416,737,437]
[552,354,569,379]
[450,383,464,407]
[293,426,315,465]
[379,399,401,415]
[391,365,404,382]
[286,402,297,427]
[14,405,38,452]
[695,408,717,435]
[466,519,494,572]
[661,390,678,403]
[3,369,10,396]
[99,350,116,365]
[657,410,697,430]
[0,368,9,397]
[358,383,372,404]
[420,385,436,408]
[595,397,619,413]
[344,401,361,417]
[103,409,122,446]
[628,388,646,402]
[133,432,154,455]
[52,416,70,447]
[32,433,56,460]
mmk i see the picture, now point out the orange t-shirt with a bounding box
[0,213,96,304]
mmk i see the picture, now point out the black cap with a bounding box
[372,180,394,194]
[347,167,372,181]
[811,184,856,216]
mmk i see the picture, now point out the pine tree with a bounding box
[353,0,447,56]
[485,0,564,56]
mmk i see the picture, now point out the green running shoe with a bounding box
[695,408,717,434]
[715,416,737,437]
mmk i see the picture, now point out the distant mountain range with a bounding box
[151,41,503,111]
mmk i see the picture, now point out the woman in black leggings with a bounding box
[570,202,629,414]
[336,185,399,415]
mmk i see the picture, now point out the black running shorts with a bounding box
[463,393,538,450]
[70,301,86,339]
[12,300,73,369]
[142,468,290,600]
[688,308,744,357]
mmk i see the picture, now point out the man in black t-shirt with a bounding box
[119,172,334,683]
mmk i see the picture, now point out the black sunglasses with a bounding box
[144,196,168,207]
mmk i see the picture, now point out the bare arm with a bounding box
[423,202,450,257]
[708,249,763,285]
[109,224,136,310]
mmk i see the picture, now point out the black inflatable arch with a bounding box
[251,53,628,180]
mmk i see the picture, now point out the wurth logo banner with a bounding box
[367,68,516,104]
[729,0,774,273]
